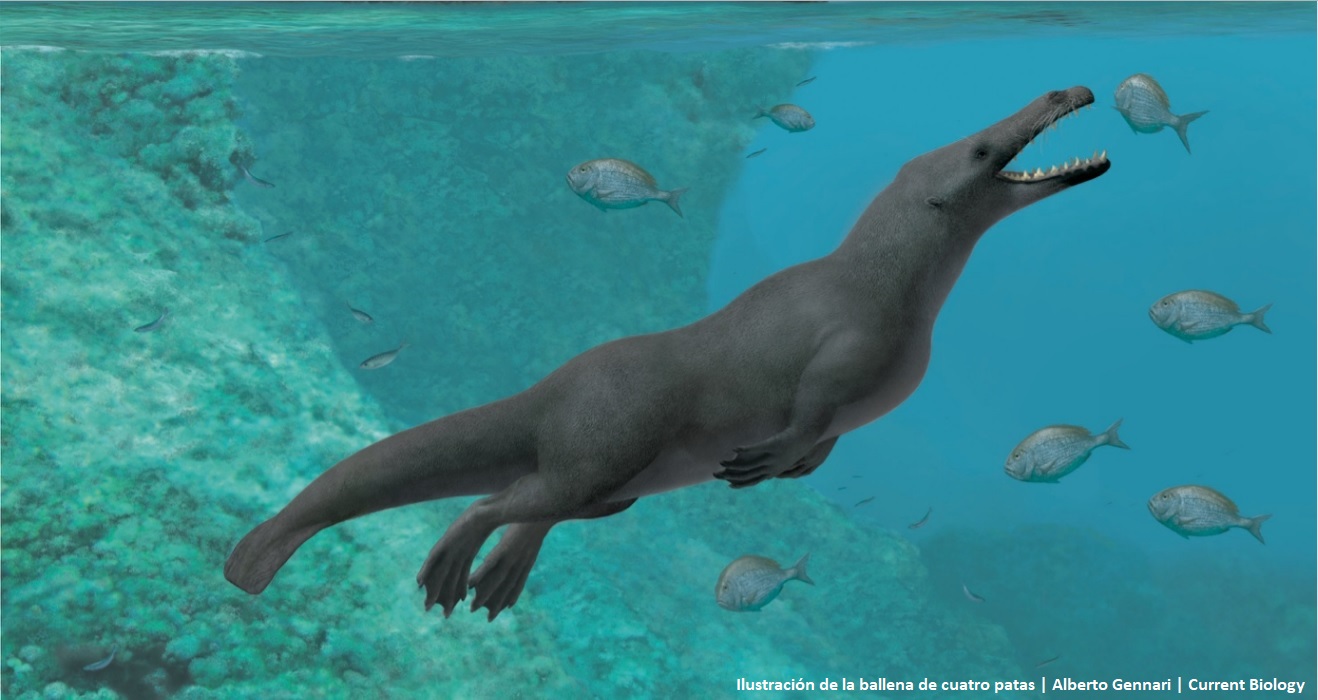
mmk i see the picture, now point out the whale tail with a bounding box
[225,517,324,594]
[1173,110,1208,154]
[225,396,537,595]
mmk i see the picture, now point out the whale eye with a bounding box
[974,148,988,160]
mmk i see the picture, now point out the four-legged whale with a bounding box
[225,86,1111,621]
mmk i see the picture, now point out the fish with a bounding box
[346,302,374,324]
[359,342,408,369]
[1113,73,1208,153]
[796,76,817,87]
[1035,655,1060,669]
[1004,420,1130,483]
[133,309,171,333]
[1148,290,1272,343]
[1148,485,1271,543]
[745,148,768,159]
[239,163,276,188]
[962,583,985,603]
[715,554,813,612]
[83,644,118,672]
[565,159,687,217]
[908,507,932,529]
[264,231,294,243]
[836,486,846,491]
[753,104,815,133]
[854,496,874,507]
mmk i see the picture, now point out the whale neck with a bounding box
[833,189,991,324]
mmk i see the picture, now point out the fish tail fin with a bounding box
[790,553,814,585]
[1173,110,1208,154]
[752,107,767,120]
[1100,418,1130,450]
[225,517,325,594]
[1244,514,1271,544]
[663,188,688,218]
[1246,303,1273,334]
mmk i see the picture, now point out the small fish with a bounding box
[854,496,875,507]
[359,342,408,369]
[1148,485,1271,543]
[796,76,817,87]
[836,486,846,491]
[134,309,171,333]
[346,302,374,324]
[1149,290,1271,343]
[745,148,768,159]
[716,554,813,612]
[565,158,687,217]
[1113,73,1207,153]
[753,104,815,133]
[1004,420,1130,483]
[962,583,985,603]
[83,644,118,672]
[264,231,294,243]
[908,507,932,529]
[1035,655,1060,669]
[239,163,276,188]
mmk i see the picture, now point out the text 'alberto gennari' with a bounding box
[736,678,1036,692]
[1051,678,1306,694]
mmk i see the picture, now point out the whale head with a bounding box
[897,86,1111,232]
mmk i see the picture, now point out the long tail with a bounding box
[1246,303,1273,334]
[1174,110,1208,154]
[224,396,537,595]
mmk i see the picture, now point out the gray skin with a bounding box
[225,87,1111,621]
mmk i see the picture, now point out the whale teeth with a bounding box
[1048,165,1058,175]
[1034,168,1045,177]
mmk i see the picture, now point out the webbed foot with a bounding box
[468,523,549,621]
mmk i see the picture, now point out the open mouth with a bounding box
[996,96,1109,185]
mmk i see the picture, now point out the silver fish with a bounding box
[346,302,374,324]
[1114,74,1207,153]
[962,583,985,603]
[359,342,408,369]
[796,76,817,87]
[565,159,687,217]
[1148,485,1270,543]
[239,163,275,188]
[134,309,171,333]
[83,644,118,672]
[754,104,815,133]
[1004,420,1130,483]
[746,148,768,159]
[1149,290,1271,343]
[716,554,813,612]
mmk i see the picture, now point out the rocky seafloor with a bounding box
[0,47,1038,699]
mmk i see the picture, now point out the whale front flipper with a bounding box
[778,436,839,479]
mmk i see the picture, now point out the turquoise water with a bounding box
[1,3,1314,700]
